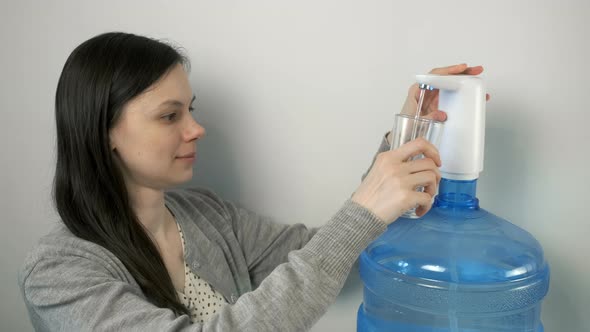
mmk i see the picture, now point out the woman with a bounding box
[18,32,485,331]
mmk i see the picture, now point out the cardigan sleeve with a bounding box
[18,132,390,332]
[19,200,385,332]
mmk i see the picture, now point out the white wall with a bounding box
[1,0,588,331]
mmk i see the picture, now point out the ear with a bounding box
[109,132,117,152]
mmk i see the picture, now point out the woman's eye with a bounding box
[189,106,195,112]
[162,113,177,121]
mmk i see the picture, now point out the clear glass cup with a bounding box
[390,113,444,219]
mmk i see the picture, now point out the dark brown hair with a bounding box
[53,32,189,315]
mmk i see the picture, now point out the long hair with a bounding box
[53,32,189,315]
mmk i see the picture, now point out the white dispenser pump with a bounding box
[415,74,486,180]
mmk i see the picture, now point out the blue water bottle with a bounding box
[357,75,550,332]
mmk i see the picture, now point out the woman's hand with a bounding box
[351,138,441,224]
[402,63,490,121]
[387,64,491,145]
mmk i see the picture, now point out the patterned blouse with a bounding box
[176,223,228,323]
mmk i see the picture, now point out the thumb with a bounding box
[429,110,447,122]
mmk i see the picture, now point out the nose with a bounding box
[184,115,206,142]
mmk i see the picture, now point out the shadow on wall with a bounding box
[479,101,533,229]
[180,81,242,203]
[480,101,582,331]
[542,258,582,332]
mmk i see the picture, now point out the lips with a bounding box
[177,152,196,158]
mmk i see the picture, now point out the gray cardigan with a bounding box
[18,135,390,332]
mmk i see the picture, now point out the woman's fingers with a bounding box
[425,110,447,122]
[429,63,469,75]
[414,191,435,217]
[404,158,441,183]
[405,171,438,192]
[461,65,484,75]
[351,138,442,224]
[428,63,485,76]
[392,138,441,167]
[417,64,491,118]
[405,172,438,217]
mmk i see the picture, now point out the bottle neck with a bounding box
[434,178,480,209]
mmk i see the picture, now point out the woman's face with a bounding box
[109,64,205,190]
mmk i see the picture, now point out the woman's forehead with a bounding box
[127,65,193,113]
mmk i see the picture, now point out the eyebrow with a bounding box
[153,95,196,111]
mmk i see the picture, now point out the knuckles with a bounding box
[413,137,429,149]
[375,152,388,165]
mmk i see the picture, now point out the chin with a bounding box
[175,171,194,185]
[159,168,194,188]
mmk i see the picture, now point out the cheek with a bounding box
[118,129,176,172]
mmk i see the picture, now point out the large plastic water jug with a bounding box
[356,178,550,331]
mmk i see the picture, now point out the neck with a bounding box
[434,178,480,209]
[127,183,174,238]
